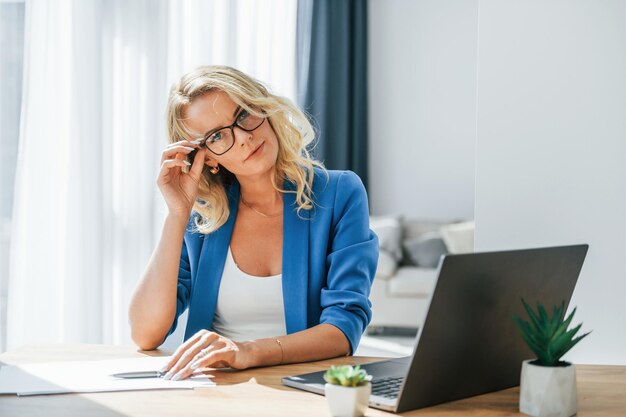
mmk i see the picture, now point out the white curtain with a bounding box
[6,0,296,351]
[166,0,296,98]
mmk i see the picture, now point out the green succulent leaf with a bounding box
[521,299,542,333]
[513,298,591,366]
[323,365,372,387]
[547,303,565,336]
[551,307,576,342]
[537,303,549,327]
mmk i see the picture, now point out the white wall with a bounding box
[367,0,478,220]
[475,0,626,365]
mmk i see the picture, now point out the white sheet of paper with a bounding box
[0,356,215,396]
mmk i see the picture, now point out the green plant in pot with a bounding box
[513,299,591,417]
[323,365,372,417]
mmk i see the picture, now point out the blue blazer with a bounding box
[166,168,379,354]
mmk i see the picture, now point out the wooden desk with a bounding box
[0,344,625,416]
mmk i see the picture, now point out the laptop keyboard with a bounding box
[371,376,404,399]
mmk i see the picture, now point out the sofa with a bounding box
[368,216,475,334]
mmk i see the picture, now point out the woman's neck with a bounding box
[236,171,283,209]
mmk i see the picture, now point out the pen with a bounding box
[110,370,166,379]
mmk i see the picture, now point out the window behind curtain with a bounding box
[0,0,297,351]
[0,0,25,352]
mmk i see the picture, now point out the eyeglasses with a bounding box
[194,108,265,156]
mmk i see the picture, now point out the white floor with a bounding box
[354,335,416,358]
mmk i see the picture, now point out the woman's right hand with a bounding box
[157,140,207,220]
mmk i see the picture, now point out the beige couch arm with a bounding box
[374,250,398,281]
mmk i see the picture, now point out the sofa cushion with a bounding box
[370,215,403,261]
[374,250,398,281]
[388,267,438,297]
[400,219,450,266]
[402,219,450,240]
[440,221,475,254]
[402,231,448,268]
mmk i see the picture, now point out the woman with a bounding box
[129,66,378,381]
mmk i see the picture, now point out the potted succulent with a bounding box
[323,365,372,417]
[513,299,591,417]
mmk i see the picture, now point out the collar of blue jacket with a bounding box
[168,168,379,355]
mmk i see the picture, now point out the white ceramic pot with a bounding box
[519,359,577,417]
[324,382,371,417]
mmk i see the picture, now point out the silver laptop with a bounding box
[282,244,588,413]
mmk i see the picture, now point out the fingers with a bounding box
[173,348,230,381]
[161,143,197,164]
[157,158,190,183]
[189,148,207,178]
[161,138,204,164]
[163,330,220,380]
[158,144,207,183]
[166,138,204,152]
[190,349,228,370]
[160,159,190,170]
[160,140,210,180]
[162,330,207,372]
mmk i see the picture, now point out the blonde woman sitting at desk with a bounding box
[129,66,379,381]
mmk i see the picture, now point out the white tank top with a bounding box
[212,246,287,342]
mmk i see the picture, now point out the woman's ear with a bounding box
[205,156,220,174]
[203,153,216,167]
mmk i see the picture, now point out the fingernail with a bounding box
[182,146,194,151]
[160,365,169,372]
[183,160,191,166]
[190,139,203,144]
[172,372,183,381]
[190,362,199,370]
[163,371,174,380]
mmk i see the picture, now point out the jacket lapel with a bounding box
[184,180,239,340]
[184,177,310,340]
[282,179,310,334]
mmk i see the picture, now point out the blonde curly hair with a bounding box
[166,65,326,234]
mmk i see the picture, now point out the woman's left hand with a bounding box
[161,330,253,380]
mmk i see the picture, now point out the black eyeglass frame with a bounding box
[192,108,266,156]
